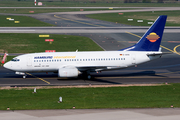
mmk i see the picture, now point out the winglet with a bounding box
[120,15,167,51]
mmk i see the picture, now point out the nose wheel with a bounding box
[23,75,26,79]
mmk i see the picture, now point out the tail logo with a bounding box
[146,32,160,42]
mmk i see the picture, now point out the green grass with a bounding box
[0,1,180,7]
[0,84,180,110]
[0,15,54,27]
[86,10,180,26]
[0,33,103,53]
[42,2,180,7]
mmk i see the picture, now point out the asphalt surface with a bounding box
[1,8,180,87]
[1,27,180,33]
[1,108,180,120]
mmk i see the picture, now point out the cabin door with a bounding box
[27,56,32,66]
[132,54,136,65]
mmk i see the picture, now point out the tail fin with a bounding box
[120,15,167,51]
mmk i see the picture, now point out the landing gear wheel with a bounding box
[23,75,26,79]
[87,75,91,80]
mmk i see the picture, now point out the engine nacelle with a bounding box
[58,67,79,78]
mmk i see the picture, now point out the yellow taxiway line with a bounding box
[26,72,50,84]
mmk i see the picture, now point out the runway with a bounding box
[1,8,180,86]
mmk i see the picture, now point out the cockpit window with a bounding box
[11,58,20,62]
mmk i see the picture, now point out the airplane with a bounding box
[3,15,167,79]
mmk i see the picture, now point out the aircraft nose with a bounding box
[3,62,10,69]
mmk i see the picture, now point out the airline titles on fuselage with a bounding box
[34,56,76,59]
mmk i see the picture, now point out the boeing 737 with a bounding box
[3,15,167,79]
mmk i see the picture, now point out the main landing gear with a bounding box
[87,74,92,80]
[80,71,93,80]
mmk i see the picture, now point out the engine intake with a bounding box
[58,67,79,77]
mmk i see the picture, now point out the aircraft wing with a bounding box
[77,65,128,72]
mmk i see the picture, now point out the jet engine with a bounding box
[58,67,80,77]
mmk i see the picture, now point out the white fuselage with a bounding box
[4,51,161,73]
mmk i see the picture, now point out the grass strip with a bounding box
[86,10,180,26]
[0,15,54,27]
[1,1,180,7]
[0,83,179,110]
[0,33,103,53]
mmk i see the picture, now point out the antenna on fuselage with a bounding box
[76,49,78,52]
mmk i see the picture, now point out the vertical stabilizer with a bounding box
[120,15,167,51]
